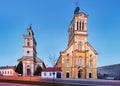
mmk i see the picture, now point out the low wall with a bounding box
[0,76,41,81]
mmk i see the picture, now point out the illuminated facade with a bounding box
[55,6,98,79]
[0,66,16,76]
[18,25,45,76]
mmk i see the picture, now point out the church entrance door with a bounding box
[27,69,31,76]
[89,73,92,78]
[78,70,82,78]
[66,72,69,78]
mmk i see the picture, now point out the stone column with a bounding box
[31,62,34,76]
[23,62,26,76]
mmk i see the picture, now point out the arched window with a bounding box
[27,42,30,46]
[78,42,82,50]
[66,59,70,67]
[29,32,31,35]
[90,54,92,58]
[82,22,84,31]
[77,22,79,30]
[79,21,81,31]
[89,60,93,67]
[78,58,82,67]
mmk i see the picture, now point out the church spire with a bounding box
[29,24,32,29]
[68,4,88,47]
[74,2,80,14]
[27,24,34,36]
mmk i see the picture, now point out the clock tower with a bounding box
[18,25,45,76]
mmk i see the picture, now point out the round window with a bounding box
[27,51,30,53]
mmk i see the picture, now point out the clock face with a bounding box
[79,16,83,19]
[27,51,30,54]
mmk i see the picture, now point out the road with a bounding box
[0,82,41,86]
[40,78,120,86]
[0,76,120,86]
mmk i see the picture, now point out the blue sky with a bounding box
[0,0,120,67]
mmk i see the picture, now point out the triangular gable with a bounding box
[86,42,98,55]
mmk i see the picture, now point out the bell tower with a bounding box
[68,6,88,48]
[23,25,37,58]
[18,25,45,76]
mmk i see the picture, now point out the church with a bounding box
[17,25,45,76]
[55,6,98,79]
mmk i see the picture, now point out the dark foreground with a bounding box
[0,82,39,86]
[0,76,120,86]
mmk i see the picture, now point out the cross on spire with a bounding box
[76,1,79,7]
[30,24,32,29]
[74,1,80,14]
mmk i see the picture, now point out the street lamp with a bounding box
[53,72,55,81]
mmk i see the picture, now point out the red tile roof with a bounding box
[0,66,16,69]
[42,67,61,72]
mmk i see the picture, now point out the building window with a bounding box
[90,54,92,57]
[79,21,81,31]
[0,71,1,74]
[78,58,82,67]
[89,60,92,67]
[82,22,84,31]
[67,54,69,56]
[29,32,31,35]
[49,72,51,76]
[27,42,30,46]
[78,43,82,50]
[44,72,46,76]
[10,71,12,74]
[8,71,9,74]
[66,59,70,67]
[2,71,4,74]
[77,22,79,30]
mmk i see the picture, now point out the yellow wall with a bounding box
[55,13,98,79]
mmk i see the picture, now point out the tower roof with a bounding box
[74,6,80,14]
[27,24,34,36]
[74,2,87,16]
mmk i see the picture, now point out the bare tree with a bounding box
[48,55,57,67]
[48,55,58,80]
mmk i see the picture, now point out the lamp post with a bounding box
[53,72,55,81]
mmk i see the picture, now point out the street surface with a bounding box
[0,82,40,86]
[41,78,120,86]
[0,76,120,86]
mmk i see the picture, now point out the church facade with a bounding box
[18,26,45,76]
[55,6,98,79]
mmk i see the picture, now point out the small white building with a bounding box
[41,67,62,79]
[0,66,16,76]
